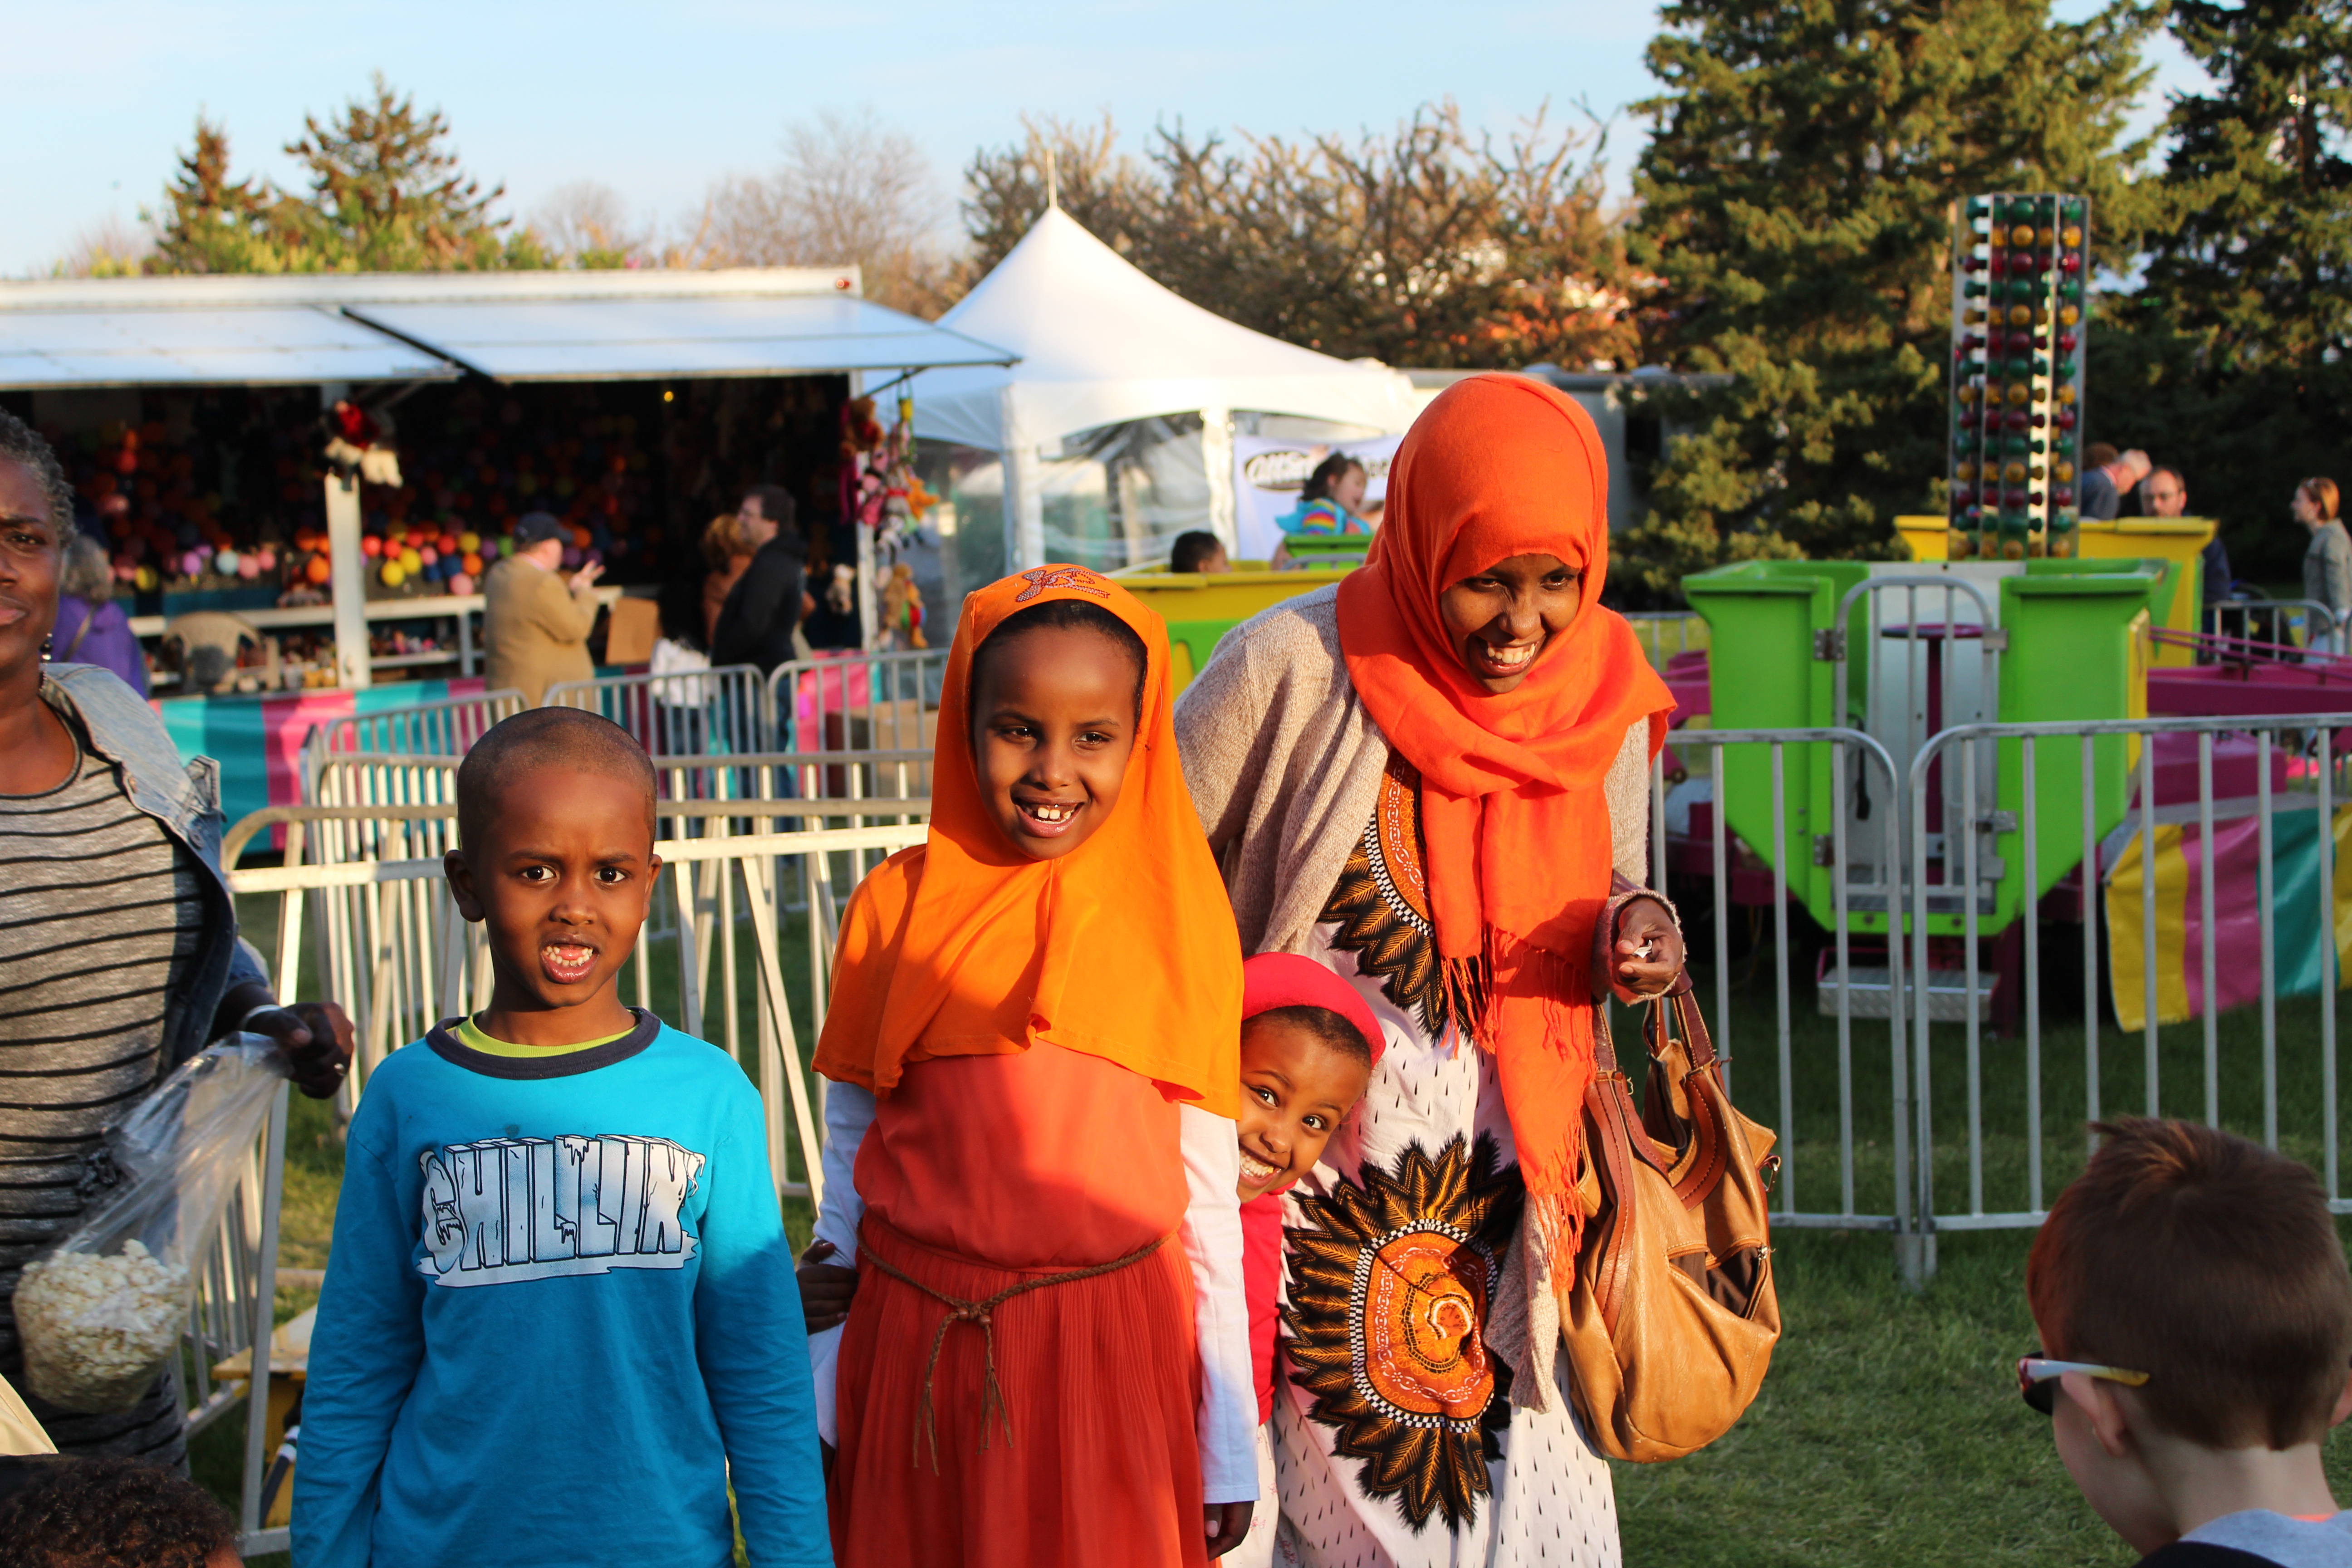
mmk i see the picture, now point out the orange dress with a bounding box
[812,564,1248,1568]
[829,1044,1206,1567]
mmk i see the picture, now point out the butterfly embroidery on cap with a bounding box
[1013,566,1110,603]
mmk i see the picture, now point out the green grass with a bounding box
[201,892,2352,1563]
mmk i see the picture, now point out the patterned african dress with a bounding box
[1267,755,1620,1568]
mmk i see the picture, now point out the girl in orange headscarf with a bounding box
[1175,375,1685,1567]
[802,566,1259,1567]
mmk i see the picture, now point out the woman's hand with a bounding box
[1612,896,1684,997]
[1205,1501,1254,1558]
[243,1001,355,1099]
[798,1239,859,1333]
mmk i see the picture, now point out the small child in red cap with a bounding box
[1232,952,1384,1568]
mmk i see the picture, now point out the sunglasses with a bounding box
[2017,1351,2150,1415]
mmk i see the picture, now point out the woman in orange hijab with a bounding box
[803,565,1259,1566]
[1175,375,1684,1567]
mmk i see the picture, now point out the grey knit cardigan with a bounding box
[1171,583,1654,958]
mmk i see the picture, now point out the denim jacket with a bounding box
[36,663,268,1071]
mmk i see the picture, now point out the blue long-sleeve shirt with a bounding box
[293,1013,831,1568]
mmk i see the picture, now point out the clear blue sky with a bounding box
[0,0,2201,278]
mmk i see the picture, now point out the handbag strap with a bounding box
[60,605,94,662]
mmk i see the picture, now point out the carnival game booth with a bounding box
[0,268,1015,828]
[902,207,1418,600]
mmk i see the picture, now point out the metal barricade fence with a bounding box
[1624,609,1707,669]
[194,705,2352,1545]
[545,665,774,761]
[1902,713,2352,1283]
[767,649,946,759]
[2211,597,2343,651]
[1658,728,1915,1252]
[298,688,523,804]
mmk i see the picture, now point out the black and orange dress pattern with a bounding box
[1269,754,1620,1568]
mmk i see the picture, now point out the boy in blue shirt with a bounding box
[295,708,830,1568]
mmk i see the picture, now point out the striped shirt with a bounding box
[0,728,204,1459]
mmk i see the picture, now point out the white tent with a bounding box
[909,207,1417,573]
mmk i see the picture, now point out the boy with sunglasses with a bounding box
[2023,1118,2352,1566]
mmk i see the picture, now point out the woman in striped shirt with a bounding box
[0,409,352,1466]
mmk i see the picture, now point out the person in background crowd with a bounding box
[2295,478,2349,654]
[1278,454,1376,538]
[0,1455,242,1568]
[0,409,351,1471]
[1173,531,1230,574]
[2141,467,2230,611]
[52,538,147,696]
[711,485,808,675]
[481,511,604,705]
[698,512,754,648]
[2078,446,2151,523]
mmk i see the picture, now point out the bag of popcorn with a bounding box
[14,1037,291,1414]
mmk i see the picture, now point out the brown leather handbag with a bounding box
[1560,983,1782,1462]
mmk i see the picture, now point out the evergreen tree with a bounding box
[282,74,544,270]
[146,79,542,274]
[1620,0,2157,596]
[2137,0,2352,369]
[149,117,307,274]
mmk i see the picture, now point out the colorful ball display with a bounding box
[381,561,407,588]
[447,571,475,596]
[306,556,332,586]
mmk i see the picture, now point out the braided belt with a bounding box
[860,1232,1169,1471]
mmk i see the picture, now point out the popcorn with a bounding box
[15,1240,188,1413]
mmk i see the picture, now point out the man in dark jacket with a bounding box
[711,484,806,675]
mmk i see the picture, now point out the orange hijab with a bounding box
[1335,374,1674,1272]
[813,565,1242,1119]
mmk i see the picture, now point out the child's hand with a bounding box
[797,1240,859,1334]
[1612,896,1684,997]
[1205,1501,1254,1558]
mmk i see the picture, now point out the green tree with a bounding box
[146,78,542,274]
[1619,0,2159,598]
[149,117,308,274]
[961,104,1642,370]
[281,74,545,270]
[2139,0,2352,371]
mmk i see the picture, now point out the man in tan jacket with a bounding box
[482,512,603,704]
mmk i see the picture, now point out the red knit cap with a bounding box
[1240,952,1385,1066]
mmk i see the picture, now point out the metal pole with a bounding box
[1963,736,1983,1215]
[2022,735,2043,1212]
[2198,731,2219,1127]
[2083,733,2101,1149]
[237,1082,290,1539]
[2141,735,2159,1117]
[2260,728,2279,1148]
[320,382,371,692]
[1831,738,1855,1218]
[1771,743,1793,1215]
[1712,743,1731,1100]
[2323,727,2338,1198]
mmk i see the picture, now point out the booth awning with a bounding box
[0,270,1017,389]
[0,306,456,390]
[345,296,1017,382]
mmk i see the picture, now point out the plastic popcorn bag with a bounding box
[13,1037,290,1414]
